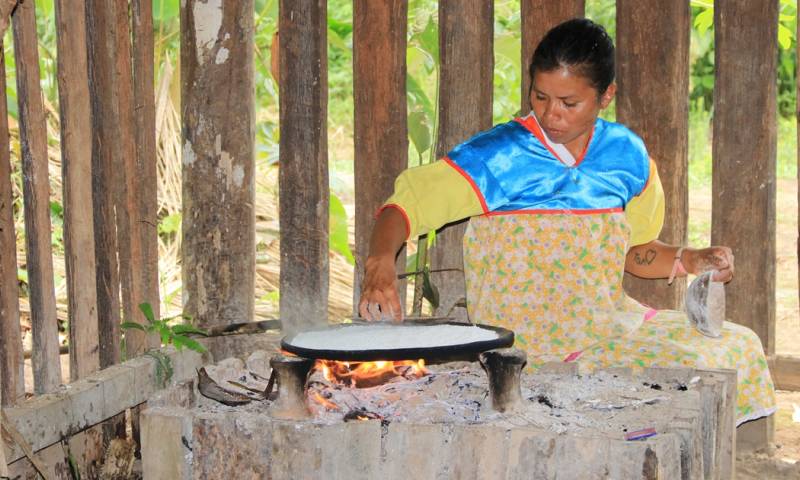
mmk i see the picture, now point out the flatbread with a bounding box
[288,324,501,351]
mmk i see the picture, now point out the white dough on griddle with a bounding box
[289,324,500,351]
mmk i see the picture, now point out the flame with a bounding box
[312,391,339,410]
[314,359,428,388]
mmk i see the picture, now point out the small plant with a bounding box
[122,303,208,354]
[122,303,208,387]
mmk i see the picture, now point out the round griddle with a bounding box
[280,321,514,362]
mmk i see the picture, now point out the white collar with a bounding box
[527,111,576,167]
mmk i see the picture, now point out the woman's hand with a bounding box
[683,246,735,283]
[358,254,403,321]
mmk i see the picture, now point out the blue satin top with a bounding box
[445,117,650,214]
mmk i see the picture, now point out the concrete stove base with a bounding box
[141,361,735,480]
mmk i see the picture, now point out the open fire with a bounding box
[314,359,428,388]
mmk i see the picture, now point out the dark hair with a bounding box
[529,18,615,94]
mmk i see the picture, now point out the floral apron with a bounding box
[463,212,776,425]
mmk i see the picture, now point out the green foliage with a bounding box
[421,266,439,309]
[145,350,174,388]
[329,192,354,264]
[158,212,181,236]
[689,0,797,117]
[49,200,64,254]
[121,303,208,354]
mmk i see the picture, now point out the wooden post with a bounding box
[278,0,327,333]
[712,0,778,355]
[54,0,101,382]
[0,40,23,406]
[112,0,150,355]
[353,0,408,314]
[617,1,690,310]
[0,421,7,478]
[182,0,255,327]
[132,0,161,332]
[520,0,585,114]
[85,0,122,369]
[428,0,493,320]
[713,0,778,449]
[12,0,62,392]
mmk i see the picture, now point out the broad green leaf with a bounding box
[694,8,714,35]
[121,322,147,332]
[172,324,209,336]
[172,335,208,353]
[328,27,349,52]
[778,24,793,50]
[421,267,439,309]
[35,0,54,18]
[690,0,713,8]
[138,302,156,324]
[426,229,437,249]
[158,213,181,235]
[415,16,439,65]
[406,73,434,119]
[153,0,180,22]
[158,325,171,346]
[408,110,432,160]
[260,290,280,303]
[329,193,354,264]
[495,33,521,63]
[49,200,63,220]
[328,17,353,39]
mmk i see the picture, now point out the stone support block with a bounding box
[141,407,193,480]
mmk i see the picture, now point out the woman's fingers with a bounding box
[693,246,734,283]
[358,287,403,322]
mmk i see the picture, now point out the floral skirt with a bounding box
[529,309,776,426]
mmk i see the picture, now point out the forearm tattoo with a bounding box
[633,249,657,266]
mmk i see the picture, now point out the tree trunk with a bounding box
[278,0,328,333]
[429,0,494,320]
[13,0,61,391]
[353,0,408,315]
[181,0,256,328]
[617,0,690,310]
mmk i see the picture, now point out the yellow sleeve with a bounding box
[381,160,484,239]
[625,158,665,247]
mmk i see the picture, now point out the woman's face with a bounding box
[530,66,615,155]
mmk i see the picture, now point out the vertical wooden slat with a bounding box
[12,0,62,392]
[182,0,256,327]
[0,426,7,478]
[353,0,408,314]
[278,0,328,334]
[113,0,149,355]
[428,0,493,320]
[520,0,585,114]
[85,0,122,370]
[617,1,691,310]
[712,0,778,355]
[132,0,161,336]
[0,40,23,406]
[55,0,101,382]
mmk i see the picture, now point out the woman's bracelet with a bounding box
[667,247,686,285]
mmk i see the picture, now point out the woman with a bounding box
[358,18,775,425]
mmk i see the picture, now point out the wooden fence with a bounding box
[0,0,798,476]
